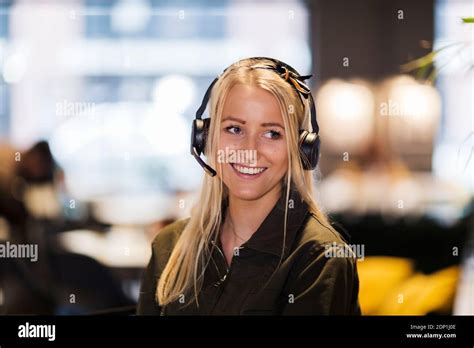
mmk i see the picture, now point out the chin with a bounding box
[225,179,283,202]
[227,187,265,201]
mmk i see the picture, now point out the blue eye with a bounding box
[265,130,282,139]
[224,125,241,135]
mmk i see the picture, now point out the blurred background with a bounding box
[0,0,472,315]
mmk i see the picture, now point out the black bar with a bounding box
[0,315,473,345]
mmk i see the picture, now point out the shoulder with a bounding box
[300,212,351,251]
[293,211,357,268]
[282,212,361,315]
[137,217,190,315]
[151,217,191,254]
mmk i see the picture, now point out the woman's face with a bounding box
[217,83,288,202]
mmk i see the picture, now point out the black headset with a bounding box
[190,57,320,177]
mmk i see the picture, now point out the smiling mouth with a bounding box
[230,163,268,176]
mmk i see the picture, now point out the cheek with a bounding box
[216,136,235,178]
[263,142,288,169]
[218,133,236,151]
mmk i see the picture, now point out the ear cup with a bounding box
[298,130,320,170]
[190,118,211,155]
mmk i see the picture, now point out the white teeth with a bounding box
[232,164,266,175]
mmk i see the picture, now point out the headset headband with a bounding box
[195,57,319,134]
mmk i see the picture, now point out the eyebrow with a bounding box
[222,116,284,130]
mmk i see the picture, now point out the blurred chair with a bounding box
[357,257,415,314]
[358,257,460,315]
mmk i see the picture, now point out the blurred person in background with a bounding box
[0,140,133,314]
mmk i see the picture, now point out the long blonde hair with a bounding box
[157,57,335,307]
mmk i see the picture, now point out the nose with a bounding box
[241,132,260,164]
[243,132,257,150]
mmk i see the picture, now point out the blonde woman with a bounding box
[137,57,361,315]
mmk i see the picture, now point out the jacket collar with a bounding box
[220,184,310,258]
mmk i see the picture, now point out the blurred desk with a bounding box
[57,226,152,302]
[57,226,151,268]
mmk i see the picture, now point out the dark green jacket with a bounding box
[137,187,361,315]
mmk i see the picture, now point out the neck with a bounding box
[224,185,283,244]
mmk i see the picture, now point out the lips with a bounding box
[230,163,267,179]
